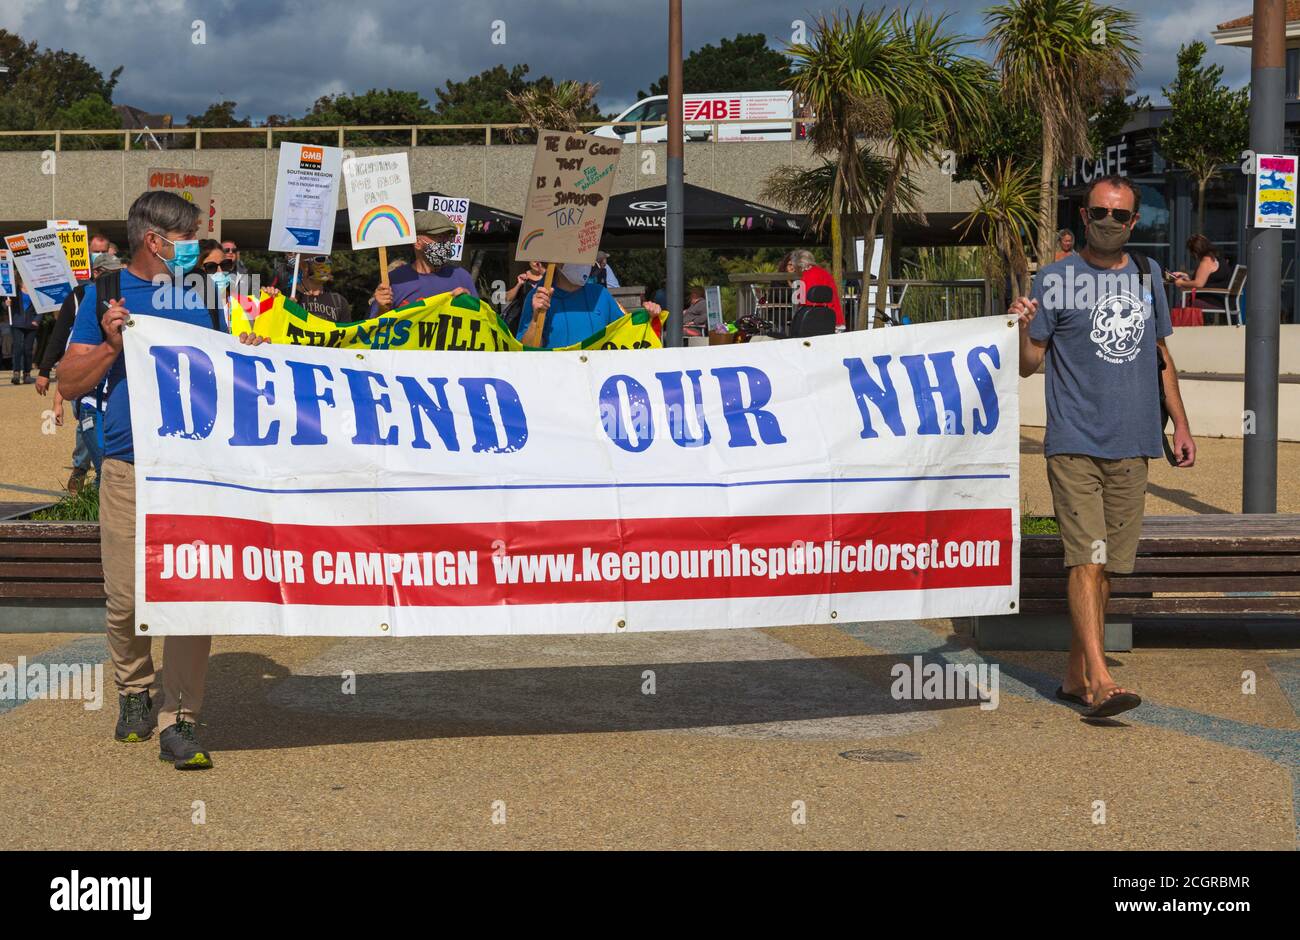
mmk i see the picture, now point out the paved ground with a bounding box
[0,382,1296,849]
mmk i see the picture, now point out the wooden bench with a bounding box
[1,517,1296,639]
[0,522,105,616]
[1020,514,1300,617]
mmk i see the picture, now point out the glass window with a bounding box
[645,100,668,121]
[1288,48,1300,101]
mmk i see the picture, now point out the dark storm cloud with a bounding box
[0,0,1255,122]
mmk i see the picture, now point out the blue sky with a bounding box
[0,0,1255,122]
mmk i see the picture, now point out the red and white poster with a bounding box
[125,316,1019,636]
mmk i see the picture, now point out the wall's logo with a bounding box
[1088,290,1147,364]
[628,201,666,213]
[299,147,324,171]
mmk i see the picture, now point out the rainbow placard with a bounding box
[343,153,416,250]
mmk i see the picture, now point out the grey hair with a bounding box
[127,190,202,254]
[791,249,817,271]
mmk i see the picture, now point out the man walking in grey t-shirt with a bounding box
[1011,174,1195,719]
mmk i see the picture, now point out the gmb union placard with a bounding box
[125,316,1019,636]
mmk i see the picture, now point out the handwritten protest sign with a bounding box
[270,143,343,253]
[46,220,90,280]
[344,153,416,251]
[516,130,621,264]
[147,168,221,241]
[4,229,77,314]
[427,195,469,261]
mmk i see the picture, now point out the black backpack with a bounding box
[1128,251,1178,466]
[90,268,223,339]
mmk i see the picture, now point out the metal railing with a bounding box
[0,117,813,151]
[729,272,994,333]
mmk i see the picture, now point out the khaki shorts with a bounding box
[1045,454,1149,573]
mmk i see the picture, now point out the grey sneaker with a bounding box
[158,720,214,770]
[114,691,154,743]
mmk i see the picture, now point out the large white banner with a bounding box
[125,315,1020,636]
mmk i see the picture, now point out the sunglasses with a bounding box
[1086,206,1135,224]
[201,260,237,274]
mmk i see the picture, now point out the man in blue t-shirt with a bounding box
[1013,174,1194,720]
[369,209,476,315]
[58,190,268,770]
[516,262,656,348]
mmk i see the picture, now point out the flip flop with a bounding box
[1084,688,1142,719]
[1055,686,1090,707]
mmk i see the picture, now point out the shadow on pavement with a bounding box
[200,649,994,751]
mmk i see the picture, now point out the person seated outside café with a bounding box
[1053,229,1075,261]
[370,210,475,315]
[683,286,708,336]
[516,262,660,348]
[791,249,843,329]
[1171,235,1232,319]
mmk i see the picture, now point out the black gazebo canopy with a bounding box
[598,183,814,249]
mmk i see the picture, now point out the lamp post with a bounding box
[1243,0,1284,512]
[664,0,684,347]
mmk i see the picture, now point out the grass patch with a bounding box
[1021,515,1059,535]
[31,486,99,521]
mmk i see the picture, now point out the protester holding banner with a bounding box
[516,262,654,348]
[56,190,268,771]
[8,270,39,384]
[1014,174,1194,720]
[295,257,351,323]
[370,210,476,315]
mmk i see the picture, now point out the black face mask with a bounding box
[1084,216,1131,254]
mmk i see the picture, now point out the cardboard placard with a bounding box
[4,228,77,314]
[515,130,621,264]
[342,153,416,250]
[46,219,90,281]
[145,168,221,241]
[270,143,344,253]
[427,195,469,261]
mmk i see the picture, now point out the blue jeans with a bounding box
[72,403,104,479]
[9,326,36,374]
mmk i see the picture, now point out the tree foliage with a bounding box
[638,33,792,98]
[1158,40,1250,228]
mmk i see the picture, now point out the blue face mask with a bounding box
[155,234,200,276]
[210,272,232,290]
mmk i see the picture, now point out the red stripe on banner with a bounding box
[144,509,1013,607]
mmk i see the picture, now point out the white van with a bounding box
[592,91,808,143]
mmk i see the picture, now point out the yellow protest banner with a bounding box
[229,290,665,352]
[46,220,90,280]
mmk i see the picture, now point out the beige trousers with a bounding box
[100,458,211,730]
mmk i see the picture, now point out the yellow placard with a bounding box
[229,290,665,352]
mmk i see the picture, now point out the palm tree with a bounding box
[985,0,1139,266]
[871,11,992,325]
[507,80,601,137]
[956,158,1039,302]
[783,8,908,306]
[761,145,894,240]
